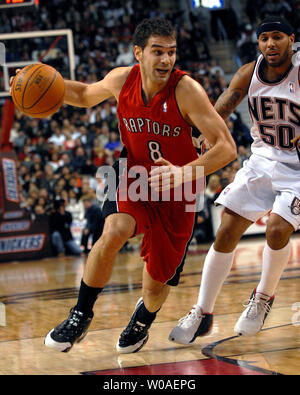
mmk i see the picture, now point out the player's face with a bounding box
[258,31,294,67]
[135,35,177,83]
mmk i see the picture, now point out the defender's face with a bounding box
[258,31,295,67]
[135,35,177,83]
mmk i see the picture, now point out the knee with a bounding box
[142,272,169,300]
[143,284,163,299]
[99,214,135,249]
[215,225,239,251]
[51,231,61,242]
[266,222,290,245]
[100,227,131,249]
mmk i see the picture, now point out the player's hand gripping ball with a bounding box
[10,63,65,118]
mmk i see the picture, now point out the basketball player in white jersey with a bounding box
[169,16,300,343]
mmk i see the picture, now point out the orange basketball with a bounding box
[11,63,65,118]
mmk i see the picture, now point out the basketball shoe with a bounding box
[168,305,213,344]
[44,307,93,352]
[116,298,151,353]
[234,289,275,336]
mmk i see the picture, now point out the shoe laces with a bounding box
[68,310,84,327]
[123,320,147,337]
[178,305,204,327]
[60,309,85,333]
[243,297,271,320]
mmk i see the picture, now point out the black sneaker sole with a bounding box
[116,333,149,354]
[44,328,89,352]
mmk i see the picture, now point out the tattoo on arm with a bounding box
[215,90,242,120]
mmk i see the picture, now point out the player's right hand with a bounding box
[149,158,187,192]
[9,68,21,93]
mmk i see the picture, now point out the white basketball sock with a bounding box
[256,242,291,298]
[197,244,235,313]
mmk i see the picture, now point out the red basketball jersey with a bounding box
[117,64,199,171]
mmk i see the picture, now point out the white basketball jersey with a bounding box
[248,54,300,163]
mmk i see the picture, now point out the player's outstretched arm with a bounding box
[214,61,255,119]
[63,66,131,108]
[9,66,131,109]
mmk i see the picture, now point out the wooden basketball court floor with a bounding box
[0,234,300,376]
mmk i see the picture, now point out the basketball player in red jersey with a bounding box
[170,17,300,344]
[40,18,235,353]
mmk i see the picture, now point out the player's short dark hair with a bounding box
[133,18,176,50]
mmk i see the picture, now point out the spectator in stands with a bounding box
[43,164,56,197]
[237,145,250,167]
[209,59,225,78]
[192,194,212,244]
[34,204,46,216]
[81,158,97,177]
[35,135,50,159]
[219,166,232,189]
[78,125,94,149]
[48,127,65,147]
[66,189,85,221]
[22,197,35,213]
[237,23,257,50]
[12,130,26,154]
[48,152,61,173]
[260,0,292,20]
[80,197,104,254]
[96,121,110,147]
[239,33,258,64]
[62,131,76,151]
[205,174,222,206]
[92,146,106,167]
[68,176,81,199]
[115,44,135,66]
[104,130,120,153]
[71,146,87,173]
[49,199,82,257]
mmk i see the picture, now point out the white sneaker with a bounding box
[169,305,213,345]
[234,289,275,337]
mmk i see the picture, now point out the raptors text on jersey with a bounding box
[117,65,199,171]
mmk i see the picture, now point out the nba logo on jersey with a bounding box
[289,82,295,93]
[163,101,167,112]
[223,187,230,196]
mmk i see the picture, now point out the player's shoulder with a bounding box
[176,73,204,96]
[229,60,256,89]
[237,60,257,78]
[104,66,134,89]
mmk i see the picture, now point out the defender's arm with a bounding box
[214,61,255,119]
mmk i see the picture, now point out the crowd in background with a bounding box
[0,0,297,251]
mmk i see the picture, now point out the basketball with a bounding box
[11,63,65,118]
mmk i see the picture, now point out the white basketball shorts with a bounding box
[215,154,300,230]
